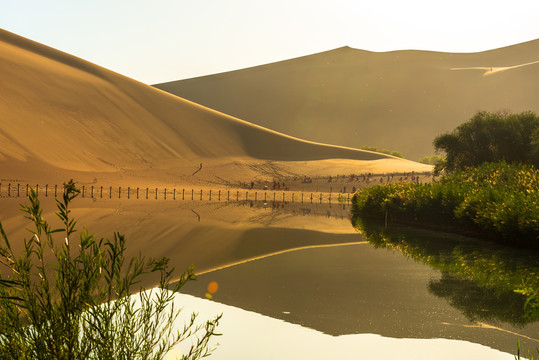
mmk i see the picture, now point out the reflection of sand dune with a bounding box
[0,198,362,281]
[450,59,539,76]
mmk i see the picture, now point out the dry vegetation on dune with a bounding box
[0,29,429,188]
[155,40,539,160]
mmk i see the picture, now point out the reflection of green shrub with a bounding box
[0,181,220,359]
[352,162,538,247]
[351,219,538,324]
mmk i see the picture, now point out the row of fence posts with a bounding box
[0,183,351,204]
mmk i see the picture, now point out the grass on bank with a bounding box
[0,181,221,360]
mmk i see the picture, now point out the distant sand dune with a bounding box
[155,40,539,160]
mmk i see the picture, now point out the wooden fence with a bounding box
[0,183,352,204]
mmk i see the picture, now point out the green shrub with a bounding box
[360,145,404,158]
[352,162,538,247]
[0,181,221,359]
[418,154,444,166]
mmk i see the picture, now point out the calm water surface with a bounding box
[181,201,539,355]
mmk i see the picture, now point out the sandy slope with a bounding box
[155,40,539,160]
[0,29,430,187]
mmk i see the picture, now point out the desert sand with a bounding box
[155,40,539,160]
[0,28,431,194]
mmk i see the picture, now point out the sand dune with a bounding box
[155,40,539,160]
[0,29,430,187]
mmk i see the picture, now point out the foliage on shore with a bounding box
[0,181,220,360]
[352,162,538,247]
[360,145,403,158]
[418,154,443,166]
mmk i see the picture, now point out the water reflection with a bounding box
[181,202,538,355]
[2,196,537,355]
[429,273,530,327]
[351,216,538,326]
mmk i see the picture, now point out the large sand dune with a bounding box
[155,40,539,160]
[0,29,430,187]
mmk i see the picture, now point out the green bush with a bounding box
[0,181,221,360]
[418,154,444,166]
[360,145,403,158]
[352,162,538,247]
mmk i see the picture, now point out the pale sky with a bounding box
[1,0,538,84]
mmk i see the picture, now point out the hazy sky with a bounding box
[2,0,538,84]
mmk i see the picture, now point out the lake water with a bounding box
[178,200,538,357]
[1,196,537,357]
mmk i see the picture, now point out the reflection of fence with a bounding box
[0,183,352,204]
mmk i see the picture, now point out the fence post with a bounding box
[164,188,167,200]
[246,191,248,200]
[36,184,39,197]
[292,193,294,202]
[310,193,313,203]
[255,192,257,201]
[302,193,304,203]
[237,191,239,201]
[128,187,130,199]
[264,192,266,201]
[155,188,158,200]
[209,189,211,201]
[91,185,93,198]
[55,184,58,198]
[7,183,10,197]
[26,184,29,196]
[45,184,48,197]
[100,186,103,198]
[17,183,20,197]
[320,193,322,203]
[119,186,121,199]
[146,188,148,199]
[200,189,202,200]
[191,189,194,200]
[110,186,112,199]
[174,189,176,200]
[137,187,139,199]
[227,190,230,201]
[182,189,185,200]
[282,192,285,201]
[218,190,221,201]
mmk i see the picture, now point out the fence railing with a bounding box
[0,183,352,204]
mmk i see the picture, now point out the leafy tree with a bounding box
[0,181,221,359]
[433,111,539,172]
